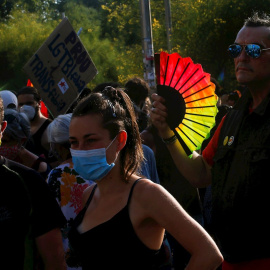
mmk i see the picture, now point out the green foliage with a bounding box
[0,0,16,19]
[100,0,141,46]
[0,0,66,21]
[76,0,103,9]
[2,0,270,93]
[0,10,56,90]
[170,0,270,91]
[150,0,168,52]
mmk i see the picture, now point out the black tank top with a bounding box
[68,178,166,269]
[32,119,51,156]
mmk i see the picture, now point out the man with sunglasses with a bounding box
[150,12,270,270]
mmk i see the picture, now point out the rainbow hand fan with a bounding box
[155,51,218,157]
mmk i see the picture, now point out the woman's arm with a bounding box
[135,180,223,270]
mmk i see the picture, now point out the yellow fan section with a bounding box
[177,79,218,156]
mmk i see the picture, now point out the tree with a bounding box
[2,0,270,92]
[169,0,270,91]
[0,0,67,21]
[0,0,16,20]
[0,10,56,90]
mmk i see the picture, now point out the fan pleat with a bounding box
[180,75,206,95]
[177,68,200,92]
[176,126,198,147]
[183,117,211,128]
[177,65,203,93]
[163,55,170,85]
[186,105,216,109]
[173,130,192,156]
[185,94,215,104]
[182,119,212,139]
[186,112,216,117]
[173,62,190,89]
[169,58,180,87]
[181,122,205,138]
[184,116,216,135]
[183,81,209,99]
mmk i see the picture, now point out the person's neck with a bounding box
[96,164,126,193]
[32,112,47,124]
[61,157,72,165]
[248,81,270,110]
[30,113,48,133]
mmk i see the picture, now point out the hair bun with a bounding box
[102,86,122,103]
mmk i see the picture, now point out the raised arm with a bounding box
[150,93,212,188]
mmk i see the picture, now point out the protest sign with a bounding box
[23,17,98,117]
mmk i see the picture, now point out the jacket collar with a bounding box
[233,88,270,116]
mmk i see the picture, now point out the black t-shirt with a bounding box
[1,156,66,237]
[0,156,67,269]
[0,163,31,269]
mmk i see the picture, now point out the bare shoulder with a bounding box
[130,177,184,223]
[134,178,162,191]
[132,178,171,205]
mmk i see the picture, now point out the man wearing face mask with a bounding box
[16,86,56,166]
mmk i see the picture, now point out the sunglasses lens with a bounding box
[228,45,242,58]
[245,44,261,58]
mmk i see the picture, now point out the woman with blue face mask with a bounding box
[68,87,223,270]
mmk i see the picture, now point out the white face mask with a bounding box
[20,105,36,121]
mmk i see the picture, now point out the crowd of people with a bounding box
[1,11,270,270]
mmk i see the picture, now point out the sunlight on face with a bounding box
[69,114,111,151]
[234,26,270,85]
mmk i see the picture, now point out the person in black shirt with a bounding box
[0,96,67,269]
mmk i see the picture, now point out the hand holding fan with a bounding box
[155,51,218,157]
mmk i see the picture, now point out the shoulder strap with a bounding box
[31,157,43,170]
[127,177,144,205]
[38,119,51,134]
[33,119,51,139]
[84,184,98,209]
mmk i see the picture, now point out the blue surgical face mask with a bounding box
[70,136,118,181]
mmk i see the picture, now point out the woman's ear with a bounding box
[117,131,127,151]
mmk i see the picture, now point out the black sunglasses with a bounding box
[228,44,270,58]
